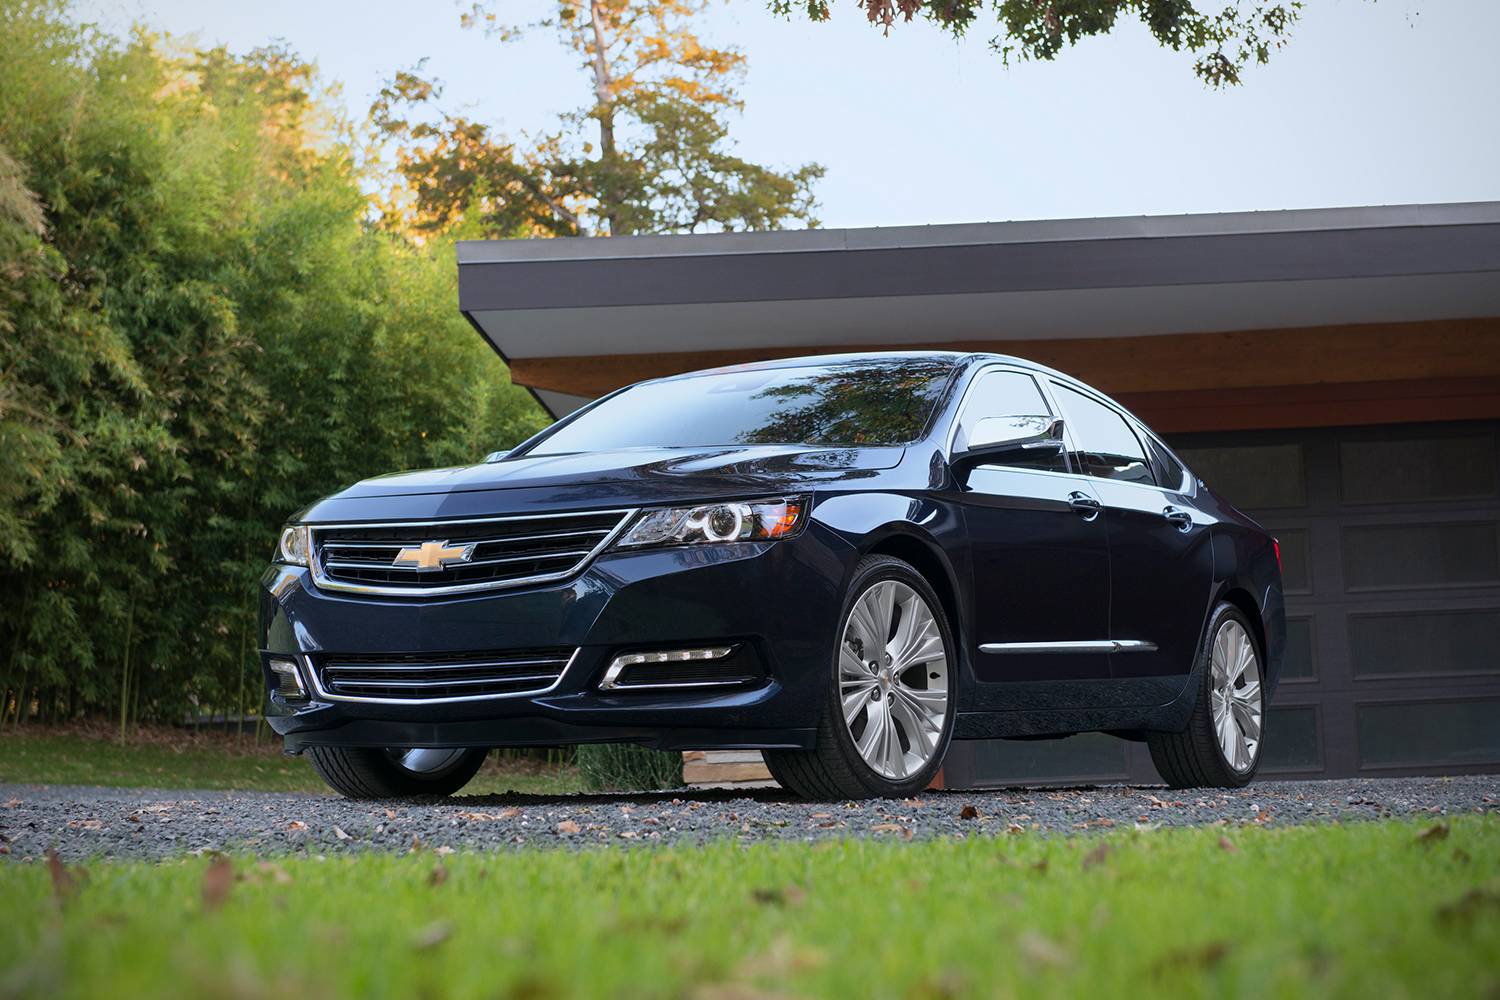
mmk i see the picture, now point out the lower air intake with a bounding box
[316,648,575,702]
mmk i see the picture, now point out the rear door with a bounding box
[1048,381,1215,700]
[952,369,1114,709]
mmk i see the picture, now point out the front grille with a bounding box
[312,510,633,595]
[316,647,576,701]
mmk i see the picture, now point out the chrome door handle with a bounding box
[1163,505,1193,531]
[1067,492,1101,520]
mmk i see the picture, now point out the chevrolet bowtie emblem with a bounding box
[392,540,476,572]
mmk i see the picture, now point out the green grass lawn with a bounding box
[0,727,585,796]
[2,818,1496,999]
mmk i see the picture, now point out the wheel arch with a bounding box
[862,529,968,687]
[1217,585,1267,664]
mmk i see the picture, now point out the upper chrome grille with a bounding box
[315,647,576,702]
[309,509,635,596]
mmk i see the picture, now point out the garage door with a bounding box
[1170,419,1500,779]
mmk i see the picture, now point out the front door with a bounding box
[1049,382,1216,702]
[950,369,1114,711]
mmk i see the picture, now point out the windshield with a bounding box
[526,358,957,455]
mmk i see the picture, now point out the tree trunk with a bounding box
[119,596,134,744]
[588,0,628,236]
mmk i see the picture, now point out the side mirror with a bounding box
[952,415,1065,468]
[483,450,511,463]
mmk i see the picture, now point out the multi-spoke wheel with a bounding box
[764,555,956,800]
[1147,602,1265,789]
[305,744,488,798]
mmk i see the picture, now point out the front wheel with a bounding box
[1147,602,1265,789]
[764,555,956,800]
[305,745,488,798]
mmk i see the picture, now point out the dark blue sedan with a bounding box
[259,352,1285,799]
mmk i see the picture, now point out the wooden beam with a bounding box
[507,317,1500,399]
[1118,376,1500,434]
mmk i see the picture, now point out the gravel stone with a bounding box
[2,776,1496,862]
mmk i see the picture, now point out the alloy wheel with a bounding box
[1208,620,1263,772]
[838,580,950,780]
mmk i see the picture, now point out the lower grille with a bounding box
[316,648,576,701]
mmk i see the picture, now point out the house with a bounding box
[458,201,1500,787]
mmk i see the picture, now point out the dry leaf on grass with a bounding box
[1218,835,1239,853]
[201,856,233,912]
[751,885,806,908]
[1417,822,1451,845]
[47,847,87,906]
[412,920,452,950]
[1018,931,1072,969]
[433,846,454,857]
[1082,843,1111,870]
[429,865,449,887]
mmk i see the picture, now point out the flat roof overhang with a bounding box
[457,202,1500,431]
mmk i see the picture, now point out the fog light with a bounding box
[600,646,734,690]
[267,657,308,699]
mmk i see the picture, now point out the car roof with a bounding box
[646,350,1060,383]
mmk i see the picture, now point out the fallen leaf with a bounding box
[617,830,639,839]
[429,865,449,887]
[455,812,496,821]
[285,821,308,832]
[1018,931,1072,969]
[1152,940,1231,974]
[4,798,18,808]
[1436,889,1500,930]
[959,804,979,820]
[127,815,142,824]
[412,920,452,950]
[809,813,831,819]
[1218,835,1238,854]
[871,823,905,833]
[408,834,422,853]
[1031,858,1049,874]
[433,846,454,857]
[752,885,806,907]
[1082,843,1111,870]
[498,809,522,819]
[1417,822,1451,845]
[557,820,581,835]
[201,857,233,912]
[47,847,86,906]
[332,826,353,840]
[1006,823,1026,835]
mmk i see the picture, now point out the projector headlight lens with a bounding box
[613,497,808,550]
[277,525,312,567]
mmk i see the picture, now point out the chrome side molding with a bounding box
[979,640,1158,654]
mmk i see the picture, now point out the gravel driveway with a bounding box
[3,776,1497,862]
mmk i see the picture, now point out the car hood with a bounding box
[298,445,907,522]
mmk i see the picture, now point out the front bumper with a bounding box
[258,532,845,751]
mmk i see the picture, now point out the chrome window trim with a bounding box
[303,508,638,597]
[300,647,581,705]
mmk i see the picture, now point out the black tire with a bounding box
[304,745,488,798]
[764,555,957,800]
[1147,602,1265,789]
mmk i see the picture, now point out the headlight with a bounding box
[277,525,312,566]
[613,497,809,550]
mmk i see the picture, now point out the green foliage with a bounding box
[0,0,548,728]
[1,819,1497,998]
[771,0,1304,87]
[575,742,685,790]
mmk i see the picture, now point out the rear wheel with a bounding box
[305,745,488,798]
[1147,602,1264,789]
[764,555,956,800]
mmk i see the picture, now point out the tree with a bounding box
[772,0,1303,88]
[0,1,546,729]
[379,0,824,238]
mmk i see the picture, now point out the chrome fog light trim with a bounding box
[267,656,308,699]
[599,646,735,690]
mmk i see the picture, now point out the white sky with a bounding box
[74,0,1500,229]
